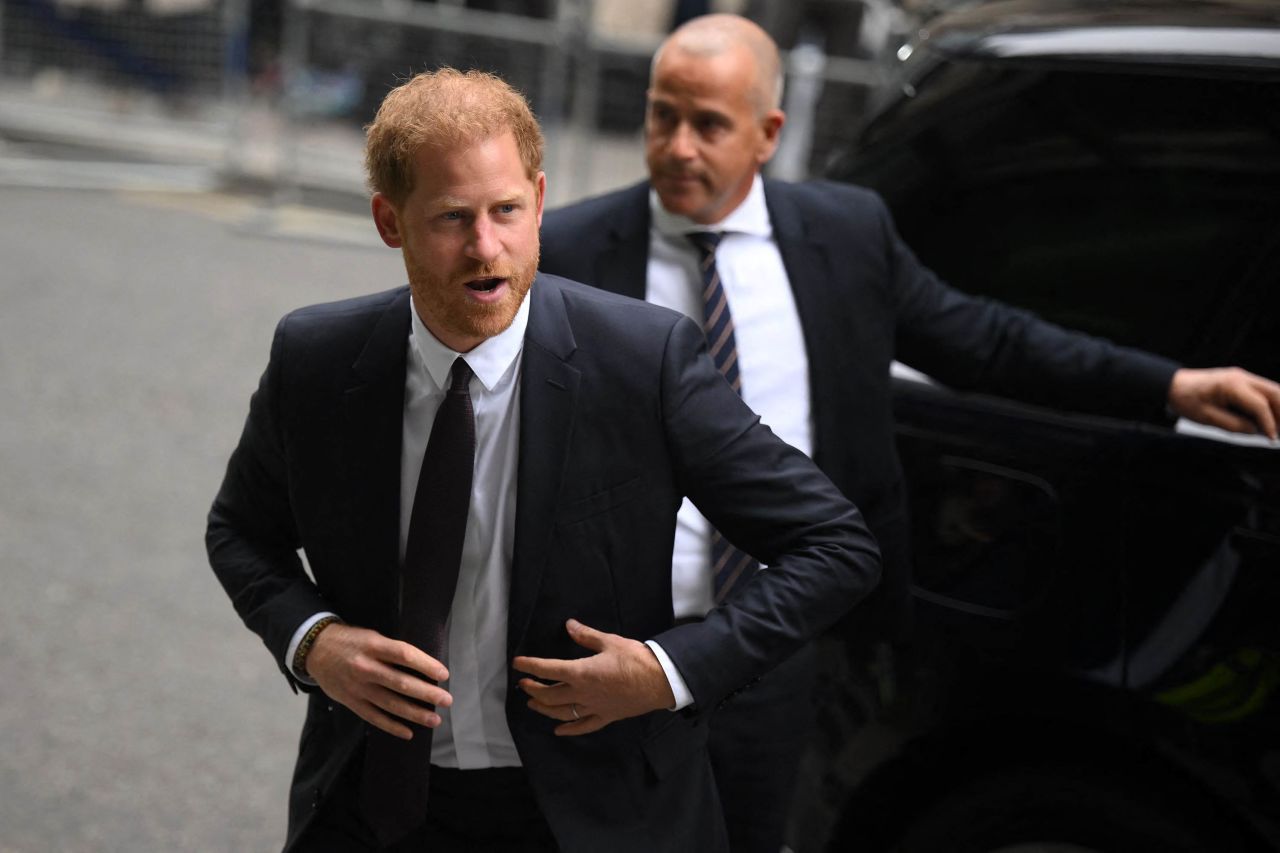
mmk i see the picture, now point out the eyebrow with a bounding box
[647,94,730,121]
[434,191,527,210]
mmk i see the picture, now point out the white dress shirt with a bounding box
[397,295,528,768]
[647,174,815,620]
[288,296,528,768]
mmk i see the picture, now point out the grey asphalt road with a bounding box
[0,186,406,852]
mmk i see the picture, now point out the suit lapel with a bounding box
[765,181,840,471]
[342,289,411,631]
[509,275,580,656]
[594,183,651,300]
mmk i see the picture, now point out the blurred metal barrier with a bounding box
[0,0,890,205]
[278,0,563,202]
[773,48,887,180]
[0,0,249,188]
[271,0,886,205]
[273,0,657,208]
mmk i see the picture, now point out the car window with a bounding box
[845,62,1280,374]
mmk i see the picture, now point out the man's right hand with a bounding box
[305,623,452,740]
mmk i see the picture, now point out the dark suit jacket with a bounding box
[539,180,1180,634]
[206,274,881,852]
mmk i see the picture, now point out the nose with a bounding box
[466,216,502,264]
[667,121,697,161]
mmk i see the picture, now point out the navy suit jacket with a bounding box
[539,180,1180,634]
[206,274,880,852]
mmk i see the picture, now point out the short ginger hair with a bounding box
[364,67,544,205]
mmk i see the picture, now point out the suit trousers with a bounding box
[709,640,819,853]
[295,746,559,853]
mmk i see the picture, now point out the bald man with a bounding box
[540,13,1280,852]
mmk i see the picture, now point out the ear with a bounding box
[371,193,403,248]
[756,108,786,166]
[534,171,546,227]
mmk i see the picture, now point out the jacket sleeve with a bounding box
[871,191,1179,421]
[648,316,882,711]
[205,315,332,687]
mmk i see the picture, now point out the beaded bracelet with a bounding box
[292,615,342,679]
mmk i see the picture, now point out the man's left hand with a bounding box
[513,619,677,736]
[1168,367,1280,441]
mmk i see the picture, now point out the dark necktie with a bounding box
[360,357,475,845]
[687,232,759,602]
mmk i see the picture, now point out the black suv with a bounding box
[797,2,1280,851]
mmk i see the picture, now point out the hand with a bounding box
[513,619,677,736]
[1168,367,1280,440]
[305,622,452,740]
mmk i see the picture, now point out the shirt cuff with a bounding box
[645,640,694,711]
[285,611,340,685]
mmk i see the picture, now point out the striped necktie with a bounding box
[687,232,758,602]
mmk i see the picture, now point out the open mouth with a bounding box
[465,277,505,292]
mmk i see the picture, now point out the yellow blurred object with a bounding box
[1155,648,1280,723]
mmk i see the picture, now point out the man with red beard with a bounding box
[206,68,881,852]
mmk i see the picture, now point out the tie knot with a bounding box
[686,231,724,260]
[449,357,473,394]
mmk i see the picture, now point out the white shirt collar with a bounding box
[409,290,530,393]
[650,173,772,240]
